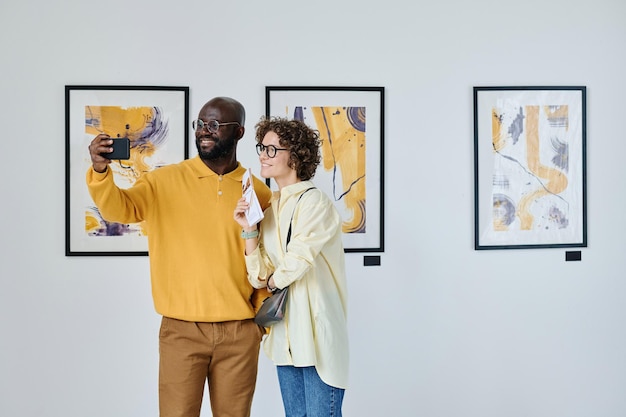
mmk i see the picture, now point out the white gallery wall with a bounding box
[1,0,625,416]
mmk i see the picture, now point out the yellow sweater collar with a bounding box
[189,155,246,180]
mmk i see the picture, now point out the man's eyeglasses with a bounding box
[192,119,240,133]
[256,143,289,158]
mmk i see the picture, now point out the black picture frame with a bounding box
[265,86,385,253]
[473,86,587,250]
[65,85,190,256]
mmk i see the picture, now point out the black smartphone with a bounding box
[101,138,130,160]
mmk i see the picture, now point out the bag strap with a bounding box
[285,187,316,251]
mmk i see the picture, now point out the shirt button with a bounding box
[218,190,223,196]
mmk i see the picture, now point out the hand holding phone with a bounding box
[100,138,130,160]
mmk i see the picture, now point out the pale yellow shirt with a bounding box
[245,181,349,389]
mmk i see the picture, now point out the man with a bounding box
[87,97,272,417]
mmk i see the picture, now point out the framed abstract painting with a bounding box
[65,85,189,256]
[266,86,385,252]
[473,86,587,250]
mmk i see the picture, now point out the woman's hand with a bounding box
[233,197,252,229]
[267,275,277,291]
[235,197,260,255]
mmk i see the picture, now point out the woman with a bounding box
[234,117,349,416]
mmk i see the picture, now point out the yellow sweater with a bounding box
[86,156,272,322]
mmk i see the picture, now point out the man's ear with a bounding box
[236,126,246,140]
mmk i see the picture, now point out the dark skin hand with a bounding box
[88,135,115,173]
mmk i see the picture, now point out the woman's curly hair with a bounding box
[255,117,321,181]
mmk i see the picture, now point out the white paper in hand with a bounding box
[242,169,264,227]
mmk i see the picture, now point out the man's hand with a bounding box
[88,134,114,173]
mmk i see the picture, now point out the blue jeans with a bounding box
[277,365,345,417]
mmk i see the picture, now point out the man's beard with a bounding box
[196,134,236,160]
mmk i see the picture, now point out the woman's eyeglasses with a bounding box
[256,143,289,158]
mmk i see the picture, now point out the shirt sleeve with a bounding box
[244,245,275,289]
[86,166,154,224]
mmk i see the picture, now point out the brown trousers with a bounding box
[158,317,264,417]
